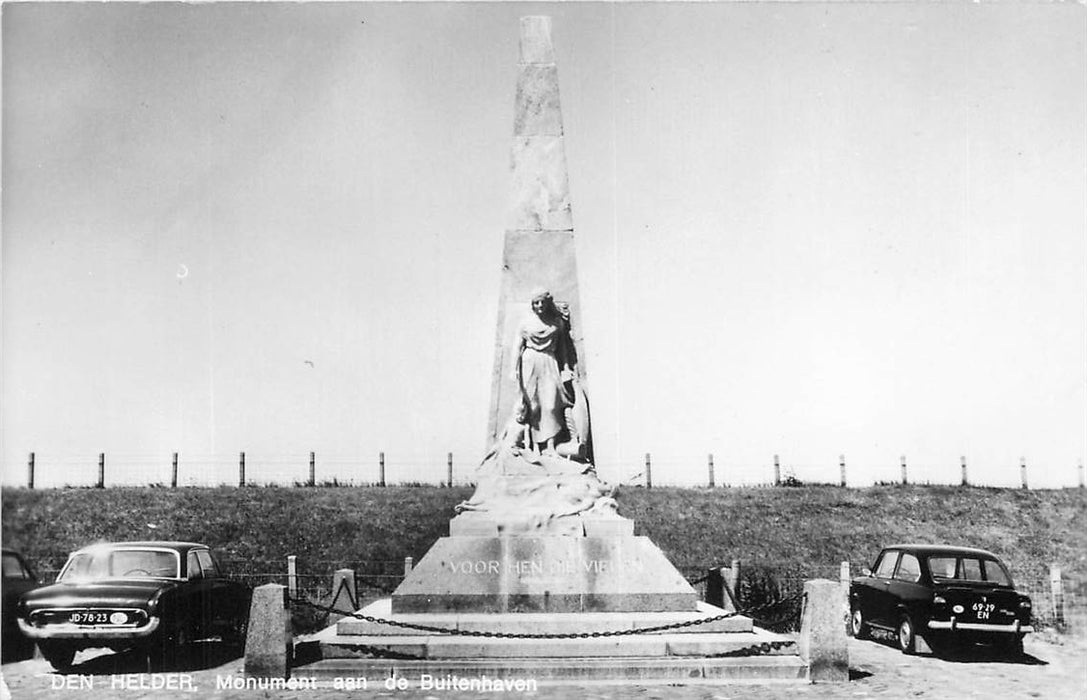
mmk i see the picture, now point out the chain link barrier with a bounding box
[289,592,804,641]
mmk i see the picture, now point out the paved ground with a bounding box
[2,631,1084,699]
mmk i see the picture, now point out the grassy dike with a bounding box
[3,484,1084,586]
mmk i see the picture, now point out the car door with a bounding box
[887,551,927,623]
[868,549,901,626]
[195,549,234,636]
[184,551,212,641]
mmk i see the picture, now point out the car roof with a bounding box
[882,543,1000,558]
[69,541,209,555]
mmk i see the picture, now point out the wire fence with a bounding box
[8,451,1086,490]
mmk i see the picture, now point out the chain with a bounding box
[289,592,805,640]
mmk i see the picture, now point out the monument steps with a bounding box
[295,655,808,684]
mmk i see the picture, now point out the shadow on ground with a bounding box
[64,641,242,675]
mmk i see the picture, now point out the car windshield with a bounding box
[927,555,1013,586]
[58,548,180,582]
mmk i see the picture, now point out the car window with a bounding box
[2,553,32,579]
[894,553,921,582]
[874,551,900,578]
[195,550,219,578]
[928,556,958,579]
[59,549,179,581]
[187,551,203,579]
[982,559,1012,586]
[961,557,984,581]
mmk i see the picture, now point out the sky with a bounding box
[2,2,1085,489]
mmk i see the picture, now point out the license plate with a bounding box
[971,602,996,621]
[69,611,115,625]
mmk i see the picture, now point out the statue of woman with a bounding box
[511,288,578,455]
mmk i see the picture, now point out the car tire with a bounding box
[1002,634,1025,658]
[39,641,76,672]
[850,607,871,640]
[897,614,918,655]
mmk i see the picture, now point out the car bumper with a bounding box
[17,617,160,640]
[928,618,1033,634]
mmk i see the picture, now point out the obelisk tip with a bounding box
[519,16,555,64]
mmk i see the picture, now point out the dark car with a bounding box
[849,544,1033,656]
[17,541,251,671]
[2,548,42,662]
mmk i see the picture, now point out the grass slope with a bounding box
[3,485,1084,588]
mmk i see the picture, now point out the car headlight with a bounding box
[933,595,946,604]
[1019,599,1032,608]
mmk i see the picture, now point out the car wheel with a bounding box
[850,607,871,640]
[897,615,918,655]
[1002,634,1025,658]
[39,641,76,672]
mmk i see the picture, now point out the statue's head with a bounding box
[530,288,553,316]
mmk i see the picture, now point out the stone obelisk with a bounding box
[487,16,589,456]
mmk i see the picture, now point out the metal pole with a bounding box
[960,455,968,486]
[447,452,454,487]
[773,454,781,486]
[27,452,35,490]
[309,451,316,487]
[707,453,715,488]
[839,454,847,487]
[645,453,652,489]
[171,452,178,488]
[239,451,246,487]
[97,453,105,488]
[379,452,386,487]
[1020,457,1028,489]
[900,455,908,485]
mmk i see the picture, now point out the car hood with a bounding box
[20,579,179,610]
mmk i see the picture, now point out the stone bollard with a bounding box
[330,569,358,616]
[799,579,849,682]
[245,584,292,679]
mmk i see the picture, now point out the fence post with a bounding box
[1020,457,1028,489]
[27,452,35,490]
[1080,460,1085,489]
[376,452,385,487]
[97,453,105,488]
[960,455,968,486]
[1050,564,1065,628]
[447,452,454,487]
[900,455,908,485]
[171,452,178,488]
[707,453,715,488]
[645,453,652,489]
[287,555,298,600]
[309,452,316,487]
[726,559,741,611]
[840,561,851,633]
[773,455,781,486]
[239,452,246,487]
[839,454,847,487]
[404,556,414,578]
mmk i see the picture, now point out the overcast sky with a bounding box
[2,2,1084,488]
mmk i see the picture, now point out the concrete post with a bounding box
[960,455,968,486]
[799,579,849,682]
[1020,457,1028,489]
[239,452,246,487]
[840,562,851,633]
[839,454,846,487]
[171,452,178,488]
[404,556,414,577]
[27,452,35,490]
[244,584,292,679]
[379,452,386,487]
[330,569,357,615]
[447,452,454,487]
[287,555,298,600]
[900,455,907,485]
[1050,565,1065,627]
[773,455,781,486]
[97,453,105,488]
[645,453,652,489]
[707,453,715,488]
[309,452,316,487]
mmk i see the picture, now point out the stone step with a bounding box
[336,598,752,637]
[293,655,808,685]
[318,626,795,660]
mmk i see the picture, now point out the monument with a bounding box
[317,17,805,682]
